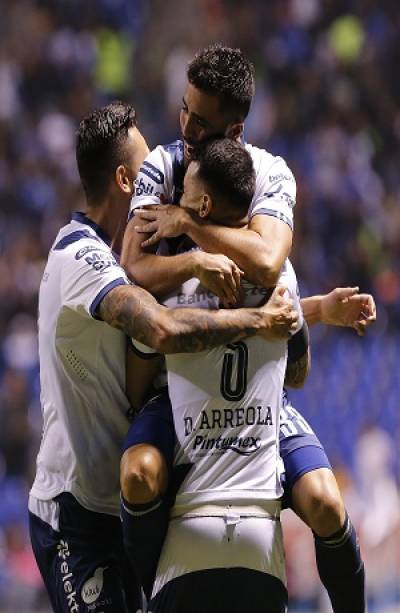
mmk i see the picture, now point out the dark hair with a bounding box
[193,138,255,216]
[187,44,255,120]
[76,101,137,201]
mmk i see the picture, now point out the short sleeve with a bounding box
[128,146,174,220]
[249,154,296,230]
[61,240,130,319]
[130,338,160,359]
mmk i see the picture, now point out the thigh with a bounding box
[152,513,287,608]
[29,494,141,613]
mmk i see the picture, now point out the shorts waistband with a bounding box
[171,500,281,520]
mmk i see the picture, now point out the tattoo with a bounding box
[98,285,262,354]
[284,350,310,388]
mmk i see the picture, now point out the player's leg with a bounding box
[120,388,175,598]
[29,493,142,613]
[280,400,365,613]
[150,509,287,613]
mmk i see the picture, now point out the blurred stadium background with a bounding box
[0,0,399,611]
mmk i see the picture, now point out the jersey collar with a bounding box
[72,212,111,246]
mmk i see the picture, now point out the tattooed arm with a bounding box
[284,323,311,388]
[97,284,298,354]
[285,349,311,388]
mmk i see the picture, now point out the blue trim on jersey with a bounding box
[90,278,128,318]
[53,230,99,251]
[142,161,165,184]
[249,208,293,230]
[162,140,185,205]
[72,212,112,245]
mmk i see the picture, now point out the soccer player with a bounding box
[129,139,310,612]
[28,102,298,613]
[121,45,374,612]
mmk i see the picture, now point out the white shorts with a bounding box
[151,503,287,612]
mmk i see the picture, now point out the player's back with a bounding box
[161,258,302,511]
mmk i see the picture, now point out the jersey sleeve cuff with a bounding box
[90,278,128,319]
[130,338,160,359]
[249,207,293,230]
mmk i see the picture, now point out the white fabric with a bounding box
[133,256,303,510]
[129,140,296,229]
[30,214,132,516]
[152,505,286,598]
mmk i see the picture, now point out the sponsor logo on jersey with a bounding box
[193,433,261,455]
[75,245,104,260]
[57,539,79,612]
[81,567,107,604]
[141,161,164,184]
[269,172,294,183]
[84,251,119,273]
[134,177,163,198]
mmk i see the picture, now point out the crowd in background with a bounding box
[0,0,399,610]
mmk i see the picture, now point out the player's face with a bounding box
[180,84,240,163]
[180,161,206,213]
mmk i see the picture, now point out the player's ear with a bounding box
[115,165,133,195]
[199,194,212,218]
[226,122,244,141]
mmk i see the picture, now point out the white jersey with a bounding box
[30,212,132,517]
[129,140,296,230]
[134,254,302,511]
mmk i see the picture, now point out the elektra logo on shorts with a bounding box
[57,539,79,612]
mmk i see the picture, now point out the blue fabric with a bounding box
[123,388,175,468]
[29,493,141,612]
[282,444,332,490]
[150,568,288,613]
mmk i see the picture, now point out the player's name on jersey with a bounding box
[184,405,274,436]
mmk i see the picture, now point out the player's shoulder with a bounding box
[51,219,111,269]
[245,143,295,183]
[144,139,184,173]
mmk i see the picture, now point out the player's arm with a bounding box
[125,343,164,412]
[121,214,200,295]
[121,214,242,306]
[184,212,291,288]
[135,206,292,289]
[301,287,377,335]
[97,284,298,354]
[135,157,296,288]
[284,323,311,388]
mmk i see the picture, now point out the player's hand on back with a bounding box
[192,251,243,308]
[259,285,299,340]
[320,287,377,336]
[134,204,191,248]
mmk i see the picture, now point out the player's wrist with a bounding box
[189,250,204,279]
[301,295,324,326]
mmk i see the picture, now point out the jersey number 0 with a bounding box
[220,342,249,401]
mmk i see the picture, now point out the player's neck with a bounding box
[85,198,126,247]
